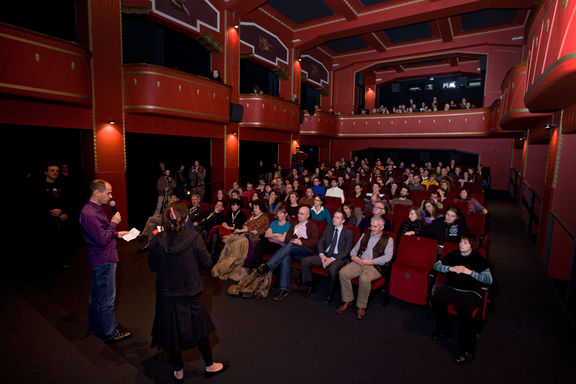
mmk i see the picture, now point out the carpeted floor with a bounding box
[2,191,575,384]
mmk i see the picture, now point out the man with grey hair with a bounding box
[337,215,393,319]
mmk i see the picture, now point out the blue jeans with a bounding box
[266,242,312,290]
[89,262,118,341]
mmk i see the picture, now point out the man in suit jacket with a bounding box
[257,206,319,302]
[301,210,354,303]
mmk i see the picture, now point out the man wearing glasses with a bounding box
[257,206,319,301]
[358,200,391,233]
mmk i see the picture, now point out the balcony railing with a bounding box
[123,63,232,123]
[300,108,493,138]
[238,94,300,132]
[0,22,91,106]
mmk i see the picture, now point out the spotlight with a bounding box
[545,123,557,130]
[234,24,239,29]
[108,120,116,125]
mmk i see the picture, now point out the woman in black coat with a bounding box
[148,202,229,381]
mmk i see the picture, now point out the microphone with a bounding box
[109,200,117,214]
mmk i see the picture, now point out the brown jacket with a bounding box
[285,220,319,251]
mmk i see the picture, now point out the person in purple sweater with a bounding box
[79,179,132,344]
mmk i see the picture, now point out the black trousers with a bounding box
[301,255,346,294]
[432,285,483,354]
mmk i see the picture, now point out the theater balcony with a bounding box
[300,109,493,138]
[524,0,576,111]
[238,95,301,133]
[499,63,552,130]
[0,23,91,106]
[123,64,232,124]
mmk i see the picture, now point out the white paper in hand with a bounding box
[122,228,141,241]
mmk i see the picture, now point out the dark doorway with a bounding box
[125,133,211,228]
[238,141,278,185]
[299,145,319,171]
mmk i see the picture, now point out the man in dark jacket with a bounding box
[301,210,354,303]
[424,206,468,255]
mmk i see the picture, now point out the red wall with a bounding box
[523,144,548,199]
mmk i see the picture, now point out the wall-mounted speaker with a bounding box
[230,103,244,122]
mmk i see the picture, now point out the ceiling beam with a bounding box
[294,0,536,52]
[360,33,386,52]
[220,0,269,16]
[436,18,454,43]
[324,0,358,21]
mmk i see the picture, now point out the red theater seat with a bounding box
[389,236,437,305]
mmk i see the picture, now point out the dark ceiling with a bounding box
[263,0,535,60]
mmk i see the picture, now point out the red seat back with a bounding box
[346,225,361,244]
[465,212,486,236]
[396,236,437,268]
[346,198,366,212]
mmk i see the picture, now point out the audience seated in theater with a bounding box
[250,205,291,269]
[214,189,228,205]
[408,174,425,191]
[436,187,448,204]
[186,193,204,230]
[310,176,326,196]
[388,181,400,200]
[397,206,424,238]
[285,191,301,218]
[299,187,315,207]
[432,234,493,365]
[301,209,355,304]
[280,183,295,202]
[424,206,468,255]
[229,200,270,267]
[365,182,385,202]
[350,184,364,199]
[457,171,472,188]
[422,173,439,190]
[247,191,260,210]
[228,181,242,199]
[421,190,444,210]
[257,206,319,302]
[197,200,226,240]
[341,202,358,227]
[422,199,444,225]
[209,199,246,253]
[252,84,263,95]
[455,188,487,214]
[337,215,393,320]
[266,190,280,214]
[241,181,257,201]
[310,195,333,225]
[325,178,345,204]
[210,69,223,82]
[359,200,391,233]
[390,185,413,211]
[139,195,179,253]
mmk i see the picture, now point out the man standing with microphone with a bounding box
[79,179,132,343]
